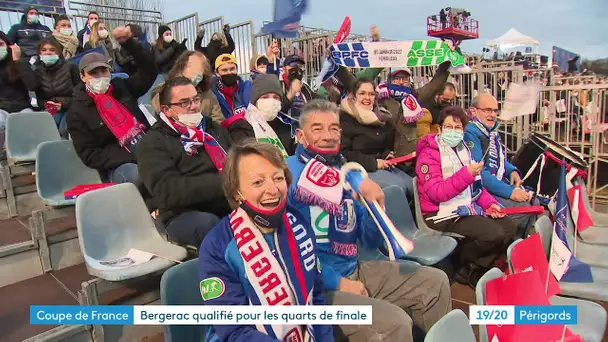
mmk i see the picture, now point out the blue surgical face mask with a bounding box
[0,47,7,61]
[441,130,464,147]
[191,73,204,87]
[40,54,60,65]
[28,14,40,24]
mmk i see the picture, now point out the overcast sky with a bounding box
[163,0,607,59]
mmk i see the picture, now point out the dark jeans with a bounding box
[106,163,139,184]
[426,215,517,268]
[156,211,221,248]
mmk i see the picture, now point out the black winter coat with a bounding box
[340,110,396,172]
[67,38,158,172]
[136,117,233,224]
[228,118,296,156]
[0,59,30,113]
[194,32,235,66]
[18,59,81,111]
[153,40,186,74]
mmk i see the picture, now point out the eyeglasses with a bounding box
[442,125,463,132]
[168,95,202,109]
[476,107,498,114]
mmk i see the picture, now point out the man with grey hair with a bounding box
[287,99,451,342]
[464,93,537,236]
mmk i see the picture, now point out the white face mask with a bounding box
[256,66,267,74]
[256,98,282,121]
[89,19,98,26]
[98,29,108,39]
[163,35,173,43]
[59,28,73,36]
[88,76,111,94]
[177,112,203,128]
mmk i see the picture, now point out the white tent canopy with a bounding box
[486,28,540,48]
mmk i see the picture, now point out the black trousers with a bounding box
[426,215,517,268]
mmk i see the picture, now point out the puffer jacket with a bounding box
[18,58,80,111]
[0,57,30,113]
[6,8,52,58]
[415,133,498,215]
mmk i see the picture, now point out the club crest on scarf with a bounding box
[335,199,356,233]
[306,160,340,187]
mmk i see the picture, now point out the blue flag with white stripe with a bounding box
[554,161,593,283]
[261,0,307,38]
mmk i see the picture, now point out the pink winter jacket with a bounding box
[415,134,499,215]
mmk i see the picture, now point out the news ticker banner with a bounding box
[469,306,577,325]
[30,305,372,325]
[31,305,577,326]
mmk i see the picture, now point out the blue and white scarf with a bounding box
[230,207,316,341]
[377,82,424,123]
[472,119,506,181]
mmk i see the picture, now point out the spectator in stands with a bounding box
[287,100,451,341]
[166,50,223,122]
[416,106,516,287]
[77,11,99,48]
[83,21,117,67]
[194,24,235,66]
[52,15,79,59]
[211,53,252,125]
[67,26,158,185]
[18,37,80,138]
[281,54,314,120]
[249,54,269,80]
[153,25,187,76]
[340,78,414,197]
[465,94,537,236]
[137,77,231,248]
[115,24,151,75]
[199,140,333,342]
[0,32,30,129]
[7,6,52,60]
[238,73,295,154]
[419,82,456,138]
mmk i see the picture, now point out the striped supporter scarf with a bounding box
[229,207,316,341]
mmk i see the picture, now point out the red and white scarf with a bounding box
[230,207,315,341]
[87,85,146,153]
[295,158,343,215]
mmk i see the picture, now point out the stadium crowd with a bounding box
[1,5,577,342]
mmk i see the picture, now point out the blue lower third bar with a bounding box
[30,306,134,325]
[515,306,577,325]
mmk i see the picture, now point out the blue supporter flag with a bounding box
[552,160,593,283]
[261,0,307,38]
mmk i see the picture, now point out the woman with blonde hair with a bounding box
[83,21,116,66]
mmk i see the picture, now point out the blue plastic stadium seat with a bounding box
[507,238,607,342]
[383,185,456,265]
[76,183,187,281]
[424,309,475,342]
[534,216,608,301]
[6,111,61,163]
[36,140,102,206]
[412,177,465,239]
[160,259,207,342]
[475,267,503,342]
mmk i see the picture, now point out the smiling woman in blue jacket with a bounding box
[198,140,333,342]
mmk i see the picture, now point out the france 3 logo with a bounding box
[330,43,370,68]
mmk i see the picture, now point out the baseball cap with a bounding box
[215,53,238,70]
[79,52,113,73]
[390,68,412,78]
[283,54,305,67]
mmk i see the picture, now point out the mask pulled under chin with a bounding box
[303,144,343,166]
[221,74,239,87]
[239,199,286,229]
[177,113,203,128]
